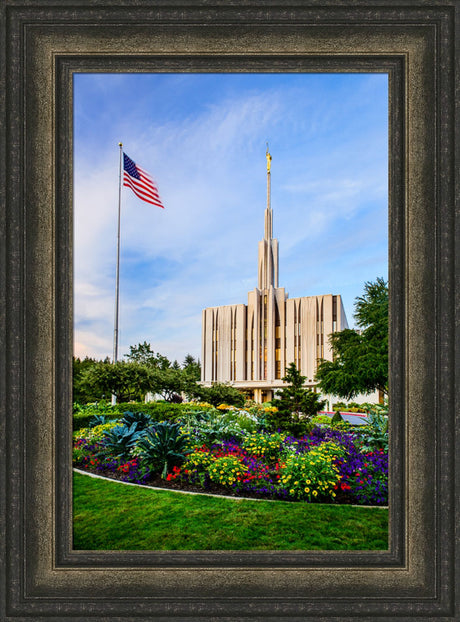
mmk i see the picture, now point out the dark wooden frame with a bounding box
[1,1,458,619]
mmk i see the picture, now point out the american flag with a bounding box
[123,153,165,209]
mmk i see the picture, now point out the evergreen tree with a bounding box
[266,363,325,435]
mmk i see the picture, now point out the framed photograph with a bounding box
[72,71,390,553]
[1,1,457,619]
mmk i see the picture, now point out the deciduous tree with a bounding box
[315,278,388,399]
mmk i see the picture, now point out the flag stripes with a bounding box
[123,153,165,209]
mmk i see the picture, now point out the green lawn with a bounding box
[73,471,388,550]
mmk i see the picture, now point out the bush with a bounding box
[73,400,209,431]
[101,423,145,461]
[241,432,285,462]
[278,443,343,501]
[189,382,245,407]
[208,455,248,487]
[73,403,124,431]
[310,415,332,427]
[267,364,326,435]
[120,411,153,431]
[181,408,258,444]
[136,422,191,478]
[88,414,107,428]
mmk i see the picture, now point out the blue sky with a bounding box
[74,72,388,364]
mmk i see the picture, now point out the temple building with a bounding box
[201,149,349,403]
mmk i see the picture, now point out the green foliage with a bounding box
[241,432,285,462]
[73,402,123,431]
[73,356,107,404]
[123,345,203,402]
[332,402,370,413]
[137,422,191,478]
[73,422,120,447]
[182,409,244,444]
[182,354,201,380]
[182,408,259,444]
[148,367,184,402]
[117,401,186,420]
[120,410,153,431]
[316,278,388,399]
[80,360,153,402]
[208,456,248,487]
[356,405,389,453]
[88,414,107,428]
[101,423,144,460]
[73,471,389,551]
[331,411,344,424]
[125,341,171,369]
[267,363,325,434]
[73,401,208,431]
[310,414,333,427]
[188,382,245,407]
[309,414,351,431]
[278,443,343,501]
[74,344,205,407]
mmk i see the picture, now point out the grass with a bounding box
[73,471,388,550]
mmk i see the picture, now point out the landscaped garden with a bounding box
[73,400,388,550]
[73,280,389,550]
[73,400,388,506]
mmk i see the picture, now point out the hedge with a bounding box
[73,401,209,431]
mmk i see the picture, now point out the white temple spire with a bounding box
[258,146,279,289]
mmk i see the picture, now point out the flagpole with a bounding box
[112,142,123,405]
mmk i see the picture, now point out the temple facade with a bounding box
[201,150,349,403]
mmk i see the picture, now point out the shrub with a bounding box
[265,364,325,435]
[354,408,388,453]
[73,421,120,443]
[277,444,343,501]
[241,432,285,462]
[189,382,245,407]
[181,409,246,444]
[73,401,209,431]
[101,423,144,460]
[88,414,108,428]
[73,403,124,431]
[208,455,248,487]
[120,410,153,431]
[136,422,191,478]
[310,415,332,427]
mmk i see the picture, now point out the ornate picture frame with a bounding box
[1,2,457,619]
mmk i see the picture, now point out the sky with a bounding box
[74,72,388,365]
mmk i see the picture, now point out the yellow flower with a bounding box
[312,490,318,497]
[304,487,310,493]
[306,479,311,484]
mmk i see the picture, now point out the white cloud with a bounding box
[74,74,388,363]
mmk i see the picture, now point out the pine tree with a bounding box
[267,363,326,435]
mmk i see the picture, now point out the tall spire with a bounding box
[265,144,273,240]
[266,142,272,204]
[258,145,279,289]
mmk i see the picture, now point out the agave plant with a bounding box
[120,410,153,431]
[88,414,107,428]
[137,422,191,479]
[101,423,144,460]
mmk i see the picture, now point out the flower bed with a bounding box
[73,408,388,505]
